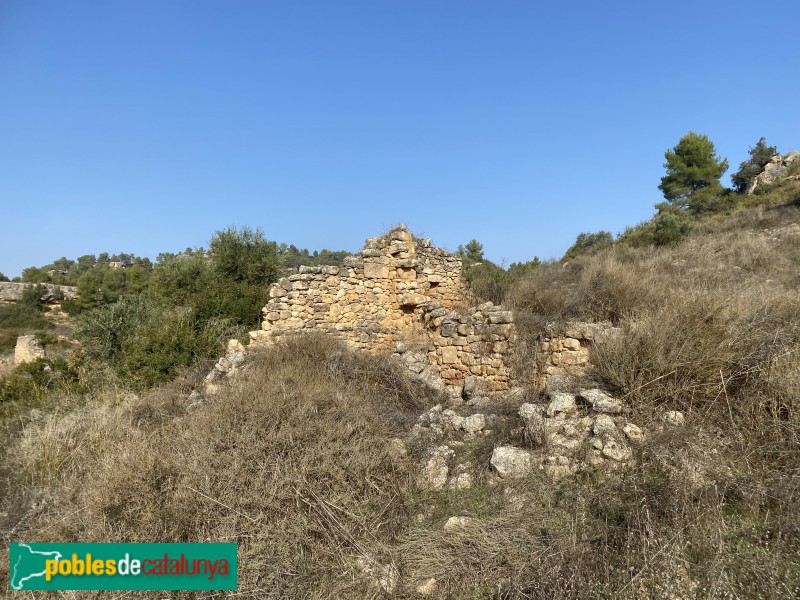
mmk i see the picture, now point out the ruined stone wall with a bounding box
[250,226,517,391]
[247,226,616,394]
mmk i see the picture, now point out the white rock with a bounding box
[518,402,542,421]
[416,578,438,595]
[443,516,475,532]
[547,392,577,417]
[592,414,617,437]
[579,389,623,414]
[418,446,454,490]
[356,557,398,593]
[441,409,465,430]
[623,423,643,441]
[387,438,408,459]
[601,439,632,462]
[14,335,45,365]
[664,410,685,426]
[462,413,486,433]
[448,472,473,490]
[491,446,534,478]
[226,338,246,354]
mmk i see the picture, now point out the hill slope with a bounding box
[2,196,800,598]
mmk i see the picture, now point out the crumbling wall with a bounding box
[250,225,517,391]
[248,225,616,394]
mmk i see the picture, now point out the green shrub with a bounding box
[0,284,52,331]
[75,297,146,361]
[121,309,239,390]
[563,231,614,260]
[463,261,510,304]
[0,358,79,412]
[651,211,693,245]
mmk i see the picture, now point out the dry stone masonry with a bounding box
[250,225,517,392]
[200,226,687,491]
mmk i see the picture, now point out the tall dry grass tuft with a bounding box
[4,335,440,597]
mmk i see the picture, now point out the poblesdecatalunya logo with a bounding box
[9,543,237,591]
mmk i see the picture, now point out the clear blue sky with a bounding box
[1,1,799,277]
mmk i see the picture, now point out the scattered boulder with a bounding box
[579,389,623,414]
[592,414,618,438]
[356,557,398,594]
[665,410,685,427]
[448,472,473,491]
[462,413,486,434]
[418,446,454,490]
[546,392,577,417]
[443,516,476,532]
[623,423,643,441]
[491,446,535,478]
[388,438,408,460]
[416,578,438,595]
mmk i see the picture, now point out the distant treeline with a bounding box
[9,234,351,315]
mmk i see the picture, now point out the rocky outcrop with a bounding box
[748,150,800,193]
[0,282,77,303]
[14,335,45,365]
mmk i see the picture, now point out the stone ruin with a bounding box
[249,225,519,393]
[238,225,612,395]
[202,225,681,496]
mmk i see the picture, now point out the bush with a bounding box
[651,211,693,245]
[75,297,146,361]
[209,225,280,286]
[0,284,52,333]
[462,261,510,304]
[563,230,614,260]
[0,358,79,414]
[120,309,239,390]
[732,137,778,193]
[9,336,437,596]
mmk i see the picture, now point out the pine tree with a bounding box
[658,132,729,213]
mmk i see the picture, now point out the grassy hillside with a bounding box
[2,184,800,597]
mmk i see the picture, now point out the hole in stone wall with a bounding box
[401,305,415,315]
[429,281,440,289]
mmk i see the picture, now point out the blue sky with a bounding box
[1,1,798,276]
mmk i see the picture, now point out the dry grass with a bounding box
[503,198,800,598]
[3,198,800,598]
[2,335,439,598]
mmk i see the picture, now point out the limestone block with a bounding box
[488,311,513,324]
[14,335,45,365]
[491,446,534,478]
[364,263,390,279]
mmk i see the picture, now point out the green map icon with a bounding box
[9,543,63,590]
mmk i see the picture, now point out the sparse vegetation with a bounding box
[2,139,800,597]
